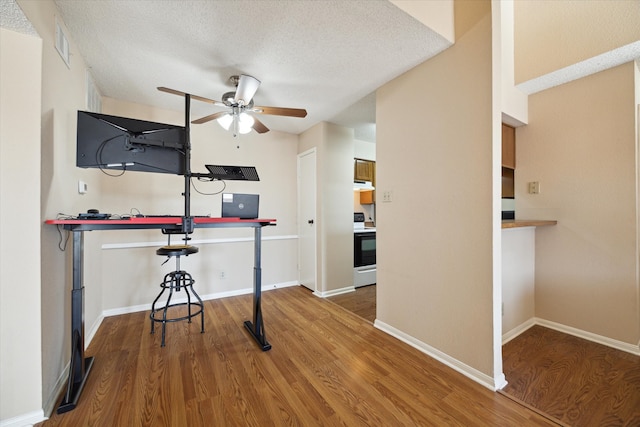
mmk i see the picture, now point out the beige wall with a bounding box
[499,0,528,125]
[18,0,101,416]
[97,97,299,310]
[376,0,498,383]
[0,28,43,422]
[13,1,299,419]
[299,122,354,294]
[514,0,640,84]
[516,63,639,345]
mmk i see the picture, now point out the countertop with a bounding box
[502,219,557,229]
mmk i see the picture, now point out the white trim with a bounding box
[0,410,46,427]
[502,318,536,345]
[41,362,73,419]
[374,320,501,391]
[534,318,640,356]
[101,234,297,250]
[502,317,640,356]
[313,286,355,298]
[100,281,299,317]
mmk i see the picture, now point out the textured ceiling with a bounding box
[0,0,37,36]
[516,40,640,95]
[51,0,453,142]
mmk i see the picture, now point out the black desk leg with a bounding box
[57,230,94,414]
[244,226,271,351]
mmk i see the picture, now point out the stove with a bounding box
[353,212,376,287]
[354,212,365,231]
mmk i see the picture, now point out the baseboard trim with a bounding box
[502,318,537,345]
[100,280,299,318]
[534,318,640,356]
[374,319,502,391]
[502,317,640,356]
[313,286,355,298]
[0,409,46,427]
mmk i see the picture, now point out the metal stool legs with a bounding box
[150,254,204,347]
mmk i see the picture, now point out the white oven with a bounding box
[354,213,376,287]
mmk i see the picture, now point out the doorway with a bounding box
[297,148,317,291]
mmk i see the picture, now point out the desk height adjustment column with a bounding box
[244,225,271,351]
[57,230,94,414]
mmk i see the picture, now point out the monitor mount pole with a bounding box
[182,94,194,235]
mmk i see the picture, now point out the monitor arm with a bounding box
[124,134,184,151]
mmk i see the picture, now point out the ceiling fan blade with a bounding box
[253,106,307,118]
[157,87,225,106]
[192,111,229,125]
[234,75,261,105]
[251,116,269,134]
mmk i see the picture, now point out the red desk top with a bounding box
[46,217,276,225]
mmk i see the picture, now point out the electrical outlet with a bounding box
[220,271,226,279]
[78,180,88,194]
[382,190,393,203]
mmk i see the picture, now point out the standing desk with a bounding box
[45,216,276,414]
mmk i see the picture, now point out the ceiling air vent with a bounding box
[55,18,70,68]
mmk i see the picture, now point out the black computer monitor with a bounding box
[76,111,186,175]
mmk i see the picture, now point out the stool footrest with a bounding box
[150,302,204,324]
[150,267,204,347]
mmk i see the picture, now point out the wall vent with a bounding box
[55,18,70,68]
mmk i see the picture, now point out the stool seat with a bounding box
[156,245,199,257]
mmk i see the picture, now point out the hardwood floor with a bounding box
[330,285,640,425]
[502,325,640,426]
[326,284,376,323]
[38,286,554,426]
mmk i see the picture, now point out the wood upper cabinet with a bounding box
[359,190,374,205]
[502,124,516,169]
[354,158,375,182]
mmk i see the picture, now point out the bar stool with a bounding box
[150,230,204,347]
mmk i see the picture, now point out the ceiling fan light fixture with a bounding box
[234,74,261,105]
[217,113,233,130]
[238,112,254,134]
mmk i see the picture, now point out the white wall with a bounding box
[0,28,44,424]
[501,228,535,337]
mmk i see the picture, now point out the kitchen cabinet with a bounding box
[502,124,516,169]
[502,168,514,198]
[360,190,374,205]
[354,158,375,182]
[502,124,515,198]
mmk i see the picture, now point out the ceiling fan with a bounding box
[158,74,307,137]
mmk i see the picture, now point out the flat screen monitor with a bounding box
[76,111,186,175]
